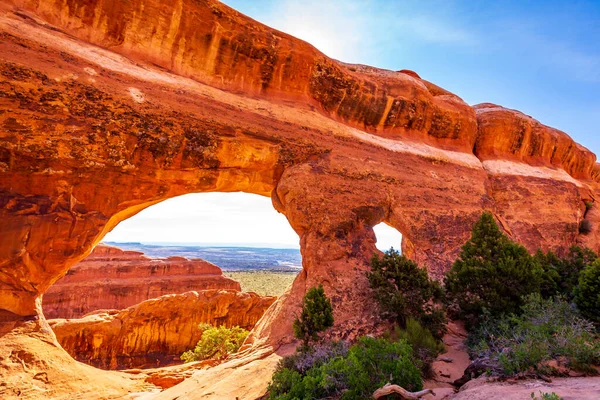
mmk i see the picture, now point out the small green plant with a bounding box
[585,201,594,211]
[444,212,544,327]
[267,337,423,400]
[388,318,445,377]
[293,284,334,346]
[368,248,446,339]
[531,391,563,400]
[574,260,600,323]
[180,323,249,362]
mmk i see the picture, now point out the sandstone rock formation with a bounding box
[43,244,241,319]
[49,290,276,369]
[451,376,600,400]
[0,0,599,398]
[0,318,148,399]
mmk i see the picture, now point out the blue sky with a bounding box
[106,1,599,249]
[224,0,600,155]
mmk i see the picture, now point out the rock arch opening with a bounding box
[373,222,403,253]
[2,0,598,396]
[43,192,301,370]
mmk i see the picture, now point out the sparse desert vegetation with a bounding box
[223,271,298,297]
[181,323,249,363]
[267,286,425,400]
[266,212,600,399]
[446,213,600,378]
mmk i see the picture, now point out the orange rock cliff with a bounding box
[43,244,241,319]
[0,0,599,396]
[49,290,276,369]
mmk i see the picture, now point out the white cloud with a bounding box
[248,0,477,64]
[103,193,300,248]
[259,0,371,61]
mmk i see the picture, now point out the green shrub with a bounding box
[180,323,249,362]
[574,260,600,323]
[531,392,563,400]
[585,201,594,211]
[534,250,562,298]
[276,341,349,375]
[268,337,422,400]
[535,246,597,300]
[293,284,334,346]
[444,212,544,327]
[368,248,446,339]
[560,246,597,297]
[468,294,600,375]
[388,318,445,377]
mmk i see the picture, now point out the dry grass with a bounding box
[224,271,298,297]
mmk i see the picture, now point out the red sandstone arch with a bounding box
[1,0,600,397]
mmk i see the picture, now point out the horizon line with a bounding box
[102,240,301,249]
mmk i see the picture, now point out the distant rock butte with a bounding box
[0,0,599,398]
[43,244,241,319]
[49,290,276,369]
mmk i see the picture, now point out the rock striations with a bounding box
[43,244,241,319]
[49,290,276,369]
[0,0,599,398]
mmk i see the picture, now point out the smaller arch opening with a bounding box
[373,222,403,253]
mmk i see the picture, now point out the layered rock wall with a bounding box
[43,244,240,319]
[49,290,276,369]
[0,3,598,394]
[5,0,478,152]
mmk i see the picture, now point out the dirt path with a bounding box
[424,321,471,399]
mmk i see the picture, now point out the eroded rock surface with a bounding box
[49,290,276,369]
[450,376,600,400]
[0,0,599,398]
[43,244,240,319]
[0,318,148,399]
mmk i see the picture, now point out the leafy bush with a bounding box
[444,212,544,327]
[574,260,600,323]
[535,246,597,299]
[387,318,445,377]
[534,250,562,298]
[368,248,446,339]
[180,323,249,362]
[277,341,349,375]
[560,246,597,296]
[468,294,600,375]
[293,284,334,346]
[268,337,423,400]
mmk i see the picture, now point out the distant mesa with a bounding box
[43,244,241,319]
